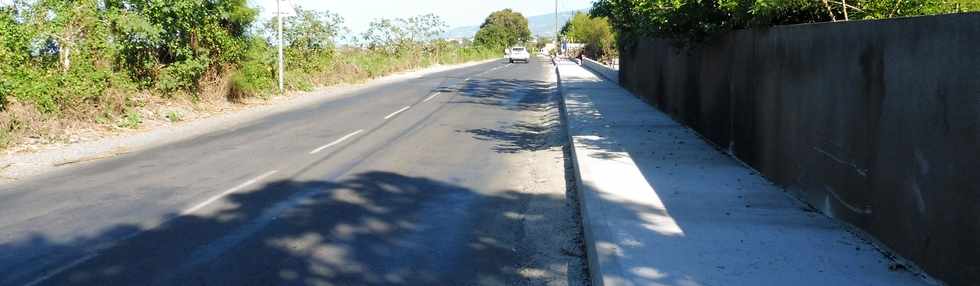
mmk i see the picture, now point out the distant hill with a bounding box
[444,10,586,39]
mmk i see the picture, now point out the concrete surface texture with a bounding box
[618,12,979,285]
[557,59,932,286]
[580,57,618,83]
[0,58,587,286]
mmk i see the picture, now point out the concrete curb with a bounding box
[580,57,619,84]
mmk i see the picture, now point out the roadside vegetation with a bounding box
[560,12,618,62]
[0,1,501,150]
[591,0,980,43]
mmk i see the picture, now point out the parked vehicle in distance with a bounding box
[507,47,530,63]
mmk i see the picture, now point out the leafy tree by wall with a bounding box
[561,12,617,61]
[591,0,980,43]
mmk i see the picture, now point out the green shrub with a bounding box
[8,70,60,114]
[229,39,275,100]
[166,111,183,122]
[561,13,617,60]
[157,59,208,94]
[230,68,273,100]
[117,109,142,129]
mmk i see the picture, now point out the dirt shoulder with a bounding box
[0,59,497,185]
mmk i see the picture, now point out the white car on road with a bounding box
[507,47,530,63]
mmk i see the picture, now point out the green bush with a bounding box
[0,2,499,148]
[157,59,208,94]
[166,111,183,122]
[230,39,276,98]
[8,69,60,114]
[561,13,617,60]
[117,109,142,129]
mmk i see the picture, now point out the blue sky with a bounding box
[251,0,595,35]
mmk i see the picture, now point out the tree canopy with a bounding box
[561,12,617,60]
[0,0,257,112]
[474,9,531,49]
[591,0,980,43]
[361,14,448,55]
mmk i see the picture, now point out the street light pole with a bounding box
[277,0,285,95]
[555,0,558,58]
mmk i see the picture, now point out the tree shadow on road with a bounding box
[448,78,556,112]
[449,72,566,154]
[1,171,591,286]
[463,111,563,154]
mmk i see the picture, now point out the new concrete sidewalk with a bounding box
[556,60,932,286]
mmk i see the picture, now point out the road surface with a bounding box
[0,58,587,285]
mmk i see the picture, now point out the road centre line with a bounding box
[25,169,280,286]
[309,129,364,154]
[423,92,441,102]
[384,105,412,120]
[182,170,280,215]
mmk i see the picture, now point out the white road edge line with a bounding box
[182,170,280,215]
[423,92,441,102]
[309,129,364,154]
[24,170,280,286]
[384,105,412,120]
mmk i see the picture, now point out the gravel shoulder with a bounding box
[0,59,496,185]
[507,65,588,286]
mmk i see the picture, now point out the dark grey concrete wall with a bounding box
[619,13,979,285]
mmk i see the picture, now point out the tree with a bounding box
[115,0,257,91]
[361,14,447,55]
[267,9,345,53]
[473,9,531,49]
[591,0,980,44]
[561,12,617,60]
[264,8,345,72]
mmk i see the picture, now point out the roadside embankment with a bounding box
[0,59,498,184]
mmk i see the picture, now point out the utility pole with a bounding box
[277,0,285,95]
[555,0,559,58]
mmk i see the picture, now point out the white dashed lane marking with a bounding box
[309,130,365,155]
[384,105,412,120]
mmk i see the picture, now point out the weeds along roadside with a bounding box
[0,45,497,151]
[0,2,499,151]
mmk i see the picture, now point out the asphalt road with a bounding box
[0,58,587,286]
